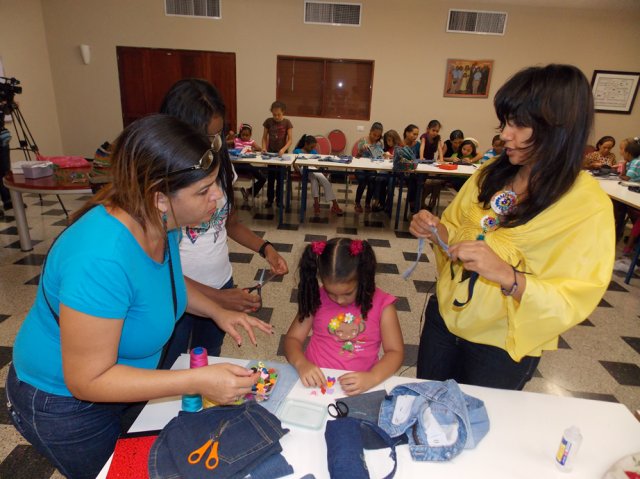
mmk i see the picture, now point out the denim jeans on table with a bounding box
[160,276,233,369]
[417,295,541,390]
[378,379,490,462]
[5,364,126,479]
[148,400,291,479]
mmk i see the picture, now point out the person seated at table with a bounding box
[293,134,343,216]
[481,134,505,164]
[618,138,640,256]
[232,123,266,201]
[583,135,616,170]
[419,119,444,161]
[402,124,425,213]
[284,238,404,396]
[354,122,384,213]
[451,139,479,164]
[443,129,464,159]
[158,79,288,369]
[6,115,275,479]
[409,64,615,391]
[371,130,402,211]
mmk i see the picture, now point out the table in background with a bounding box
[97,354,640,479]
[597,177,640,283]
[231,155,295,226]
[2,168,92,251]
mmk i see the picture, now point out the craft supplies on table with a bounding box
[277,398,328,430]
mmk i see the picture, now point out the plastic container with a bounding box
[555,425,582,472]
[276,398,327,430]
[22,162,53,179]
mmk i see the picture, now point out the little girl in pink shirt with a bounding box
[284,238,404,396]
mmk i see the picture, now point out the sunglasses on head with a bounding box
[166,131,222,177]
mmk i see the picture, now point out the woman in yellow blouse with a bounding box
[409,64,615,390]
[583,135,617,170]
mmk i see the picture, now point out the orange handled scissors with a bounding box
[187,438,219,470]
[187,420,227,470]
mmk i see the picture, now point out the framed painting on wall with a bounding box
[591,70,640,114]
[444,59,493,98]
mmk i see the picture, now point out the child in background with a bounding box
[293,134,343,216]
[451,139,479,164]
[354,122,384,213]
[419,120,444,161]
[284,238,403,395]
[233,124,266,201]
[403,124,423,213]
[620,137,640,182]
[481,134,505,164]
[617,138,630,175]
[614,137,640,267]
[262,101,293,208]
[234,123,262,153]
[443,129,464,158]
[383,129,403,158]
[372,130,403,211]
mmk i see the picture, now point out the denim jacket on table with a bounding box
[378,379,490,462]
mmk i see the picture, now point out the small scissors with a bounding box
[187,421,228,470]
[327,400,349,419]
[245,268,277,296]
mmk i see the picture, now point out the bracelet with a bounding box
[258,240,273,258]
[500,265,518,296]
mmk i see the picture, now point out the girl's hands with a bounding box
[196,363,259,405]
[338,372,376,396]
[213,309,273,347]
[215,288,262,313]
[448,240,513,287]
[297,359,326,388]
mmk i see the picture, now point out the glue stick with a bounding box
[555,425,582,472]
[181,347,208,412]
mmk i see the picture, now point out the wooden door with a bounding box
[116,46,237,130]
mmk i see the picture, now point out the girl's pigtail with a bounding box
[297,243,321,321]
[355,240,376,319]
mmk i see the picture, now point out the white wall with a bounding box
[2,0,639,157]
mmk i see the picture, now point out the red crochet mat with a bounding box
[36,154,90,168]
[106,433,158,479]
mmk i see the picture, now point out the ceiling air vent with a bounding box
[165,0,221,19]
[447,9,507,35]
[304,1,362,27]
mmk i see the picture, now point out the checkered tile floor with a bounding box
[0,182,638,478]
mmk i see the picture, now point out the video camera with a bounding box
[0,77,22,103]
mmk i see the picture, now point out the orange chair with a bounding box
[328,129,347,155]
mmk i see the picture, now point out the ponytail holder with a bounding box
[311,241,326,256]
[349,240,364,256]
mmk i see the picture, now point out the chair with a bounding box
[351,141,360,157]
[327,129,347,155]
[315,135,331,155]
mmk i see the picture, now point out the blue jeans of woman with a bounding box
[6,364,127,479]
[417,295,540,390]
[160,276,233,369]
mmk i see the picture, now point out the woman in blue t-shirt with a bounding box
[6,115,273,479]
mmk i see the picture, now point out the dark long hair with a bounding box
[297,238,377,321]
[74,114,216,237]
[294,134,317,152]
[159,78,234,210]
[477,64,593,227]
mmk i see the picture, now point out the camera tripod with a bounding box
[1,93,70,217]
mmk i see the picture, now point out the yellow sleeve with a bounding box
[505,183,615,360]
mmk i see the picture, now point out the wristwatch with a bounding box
[258,240,273,258]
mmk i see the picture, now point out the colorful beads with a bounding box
[490,190,518,216]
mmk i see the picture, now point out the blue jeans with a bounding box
[5,364,126,479]
[160,277,232,369]
[148,401,291,479]
[417,295,540,390]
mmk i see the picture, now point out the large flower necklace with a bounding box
[453,187,519,308]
